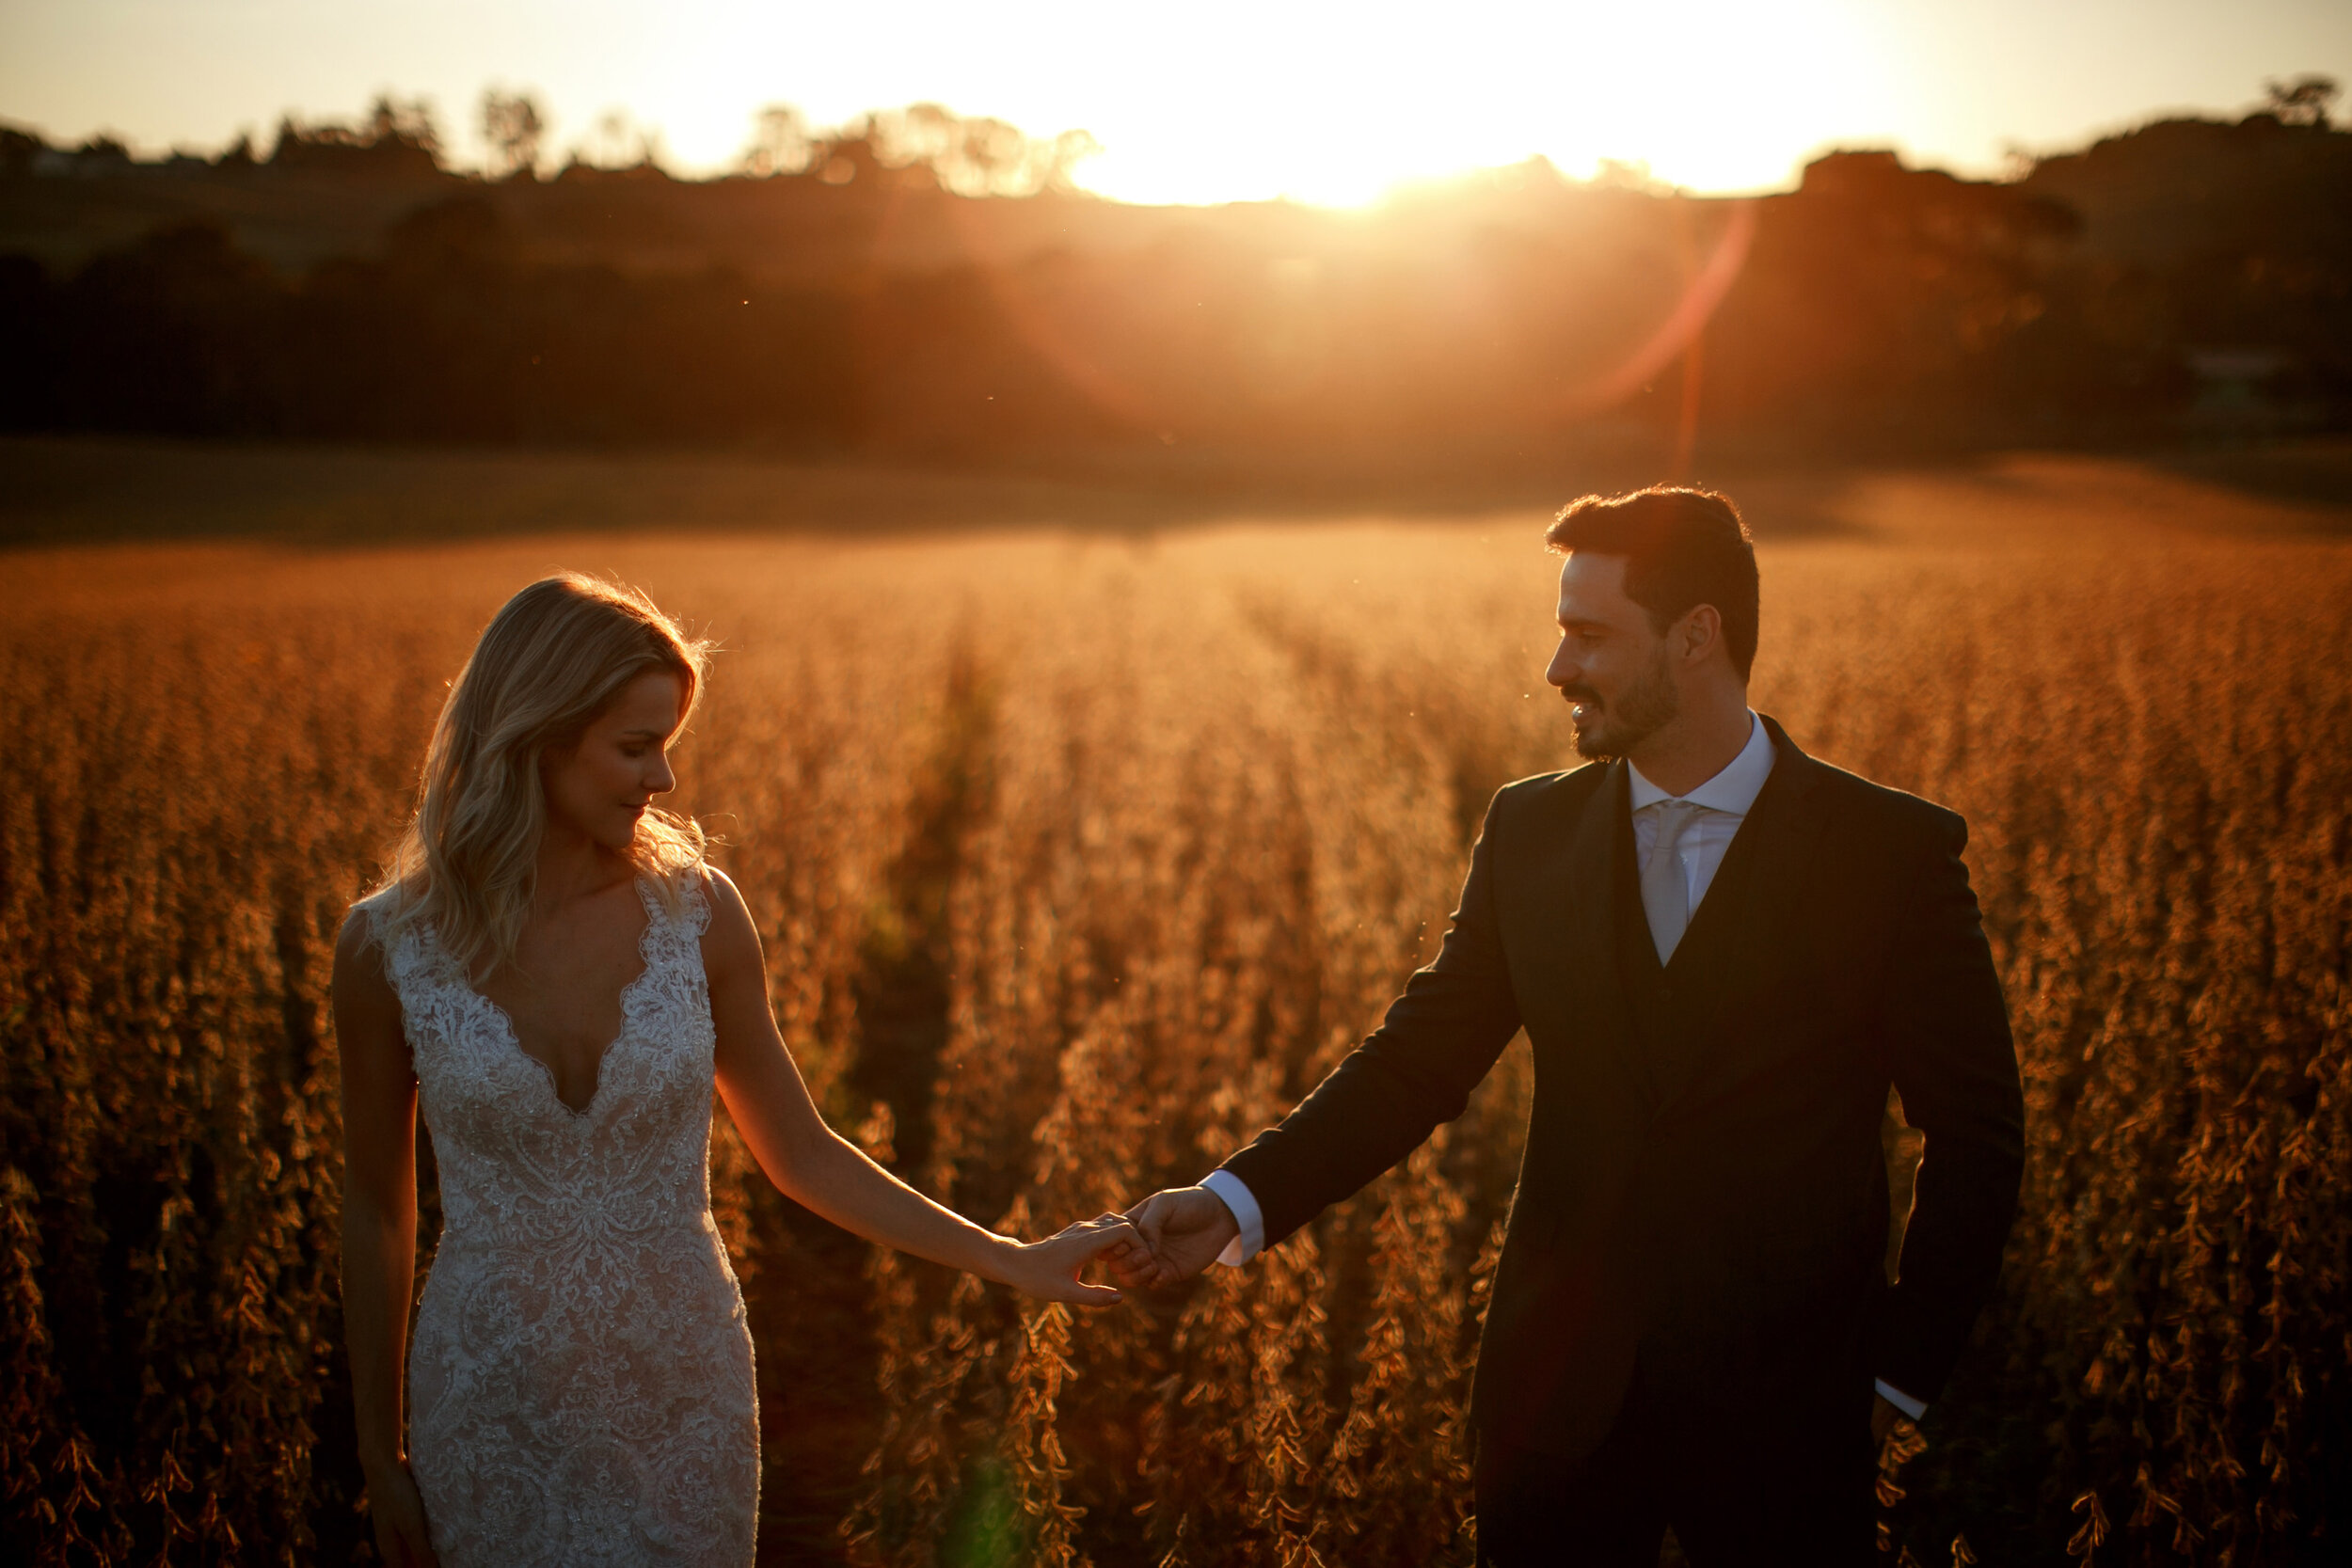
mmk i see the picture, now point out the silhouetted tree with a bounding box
[799,118,933,191]
[74,135,132,168]
[871,103,1101,195]
[269,96,442,181]
[564,108,667,173]
[1701,150,2089,448]
[2265,74,2340,129]
[480,89,546,182]
[740,105,812,178]
[0,126,41,177]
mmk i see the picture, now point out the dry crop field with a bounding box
[2,451,2349,1565]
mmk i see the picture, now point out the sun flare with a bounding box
[1056,0,1904,205]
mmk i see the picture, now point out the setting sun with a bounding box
[1059,0,1906,204]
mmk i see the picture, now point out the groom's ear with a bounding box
[1675,603,1723,664]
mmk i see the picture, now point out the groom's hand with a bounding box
[1113,1186,1240,1289]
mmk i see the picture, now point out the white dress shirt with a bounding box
[1626,706,1776,917]
[1198,712,1927,1418]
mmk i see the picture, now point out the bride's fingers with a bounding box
[1086,1214,1147,1256]
[1067,1218,1142,1259]
[1043,1231,1131,1304]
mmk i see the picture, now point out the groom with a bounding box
[1117,488,2025,1565]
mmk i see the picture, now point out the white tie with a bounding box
[1642,800,1702,964]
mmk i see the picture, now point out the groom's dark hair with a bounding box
[1545,486,1759,679]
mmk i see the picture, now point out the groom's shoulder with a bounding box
[1801,752,1969,850]
[1501,762,1603,790]
[1491,761,1612,820]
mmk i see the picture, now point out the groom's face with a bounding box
[1547,551,1679,762]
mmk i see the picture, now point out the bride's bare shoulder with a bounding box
[691,864,763,977]
[333,894,405,1028]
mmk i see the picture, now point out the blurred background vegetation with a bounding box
[2,78,2346,499]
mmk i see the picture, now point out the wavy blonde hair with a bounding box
[373,573,713,978]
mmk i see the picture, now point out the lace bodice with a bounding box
[361,871,758,1566]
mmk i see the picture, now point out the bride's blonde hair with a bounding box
[373,573,713,977]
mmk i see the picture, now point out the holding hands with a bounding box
[1020,1185,1239,1301]
[996,1213,1153,1305]
[1109,1185,1239,1291]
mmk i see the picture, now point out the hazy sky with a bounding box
[4,0,2348,205]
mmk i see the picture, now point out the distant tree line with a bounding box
[0,202,853,446]
[1,86,2345,473]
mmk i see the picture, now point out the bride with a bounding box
[333,573,1140,1566]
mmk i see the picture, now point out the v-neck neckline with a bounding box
[458,876,661,1120]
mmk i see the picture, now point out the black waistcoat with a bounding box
[1612,800,1765,1106]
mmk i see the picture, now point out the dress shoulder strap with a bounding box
[350,883,442,998]
[349,885,397,956]
[675,866,713,938]
[636,865,714,961]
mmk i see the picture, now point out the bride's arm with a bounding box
[332,913,439,1568]
[703,867,1136,1304]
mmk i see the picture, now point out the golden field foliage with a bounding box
[2,491,2349,1565]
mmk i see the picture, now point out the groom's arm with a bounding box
[1210,787,1528,1253]
[1871,807,2026,1409]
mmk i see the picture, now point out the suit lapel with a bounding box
[1520,760,1660,1110]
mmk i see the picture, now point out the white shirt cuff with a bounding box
[1874,1379,1928,1420]
[1199,1169,1265,1267]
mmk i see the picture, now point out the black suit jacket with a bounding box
[1218,716,2025,1458]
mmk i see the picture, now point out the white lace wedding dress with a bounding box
[360,871,759,1566]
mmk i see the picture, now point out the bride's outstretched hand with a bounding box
[362,1456,439,1567]
[1001,1213,1147,1306]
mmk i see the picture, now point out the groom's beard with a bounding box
[1565,647,1680,762]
